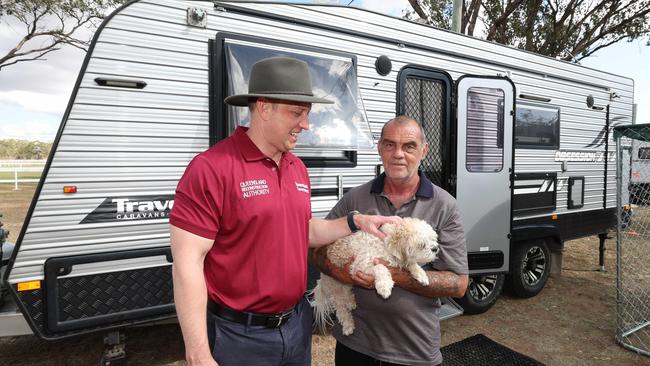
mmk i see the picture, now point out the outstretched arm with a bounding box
[308,214,401,248]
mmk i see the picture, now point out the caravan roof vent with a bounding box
[375,55,392,76]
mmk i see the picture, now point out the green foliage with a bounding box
[405,0,650,61]
[0,139,52,159]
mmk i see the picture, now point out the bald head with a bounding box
[379,116,428,145]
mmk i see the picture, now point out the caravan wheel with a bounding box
[507,239,551,298]
[456,273,504,314]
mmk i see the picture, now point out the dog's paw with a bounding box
[342,323,355,336]
[414,272,430,286]
[376,282,393,299]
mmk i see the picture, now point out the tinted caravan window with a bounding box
[224,40,373,150]
[465,87,505,172]
[639,147,650,159]
[515,104,560,149]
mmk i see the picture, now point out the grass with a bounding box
[0,183,38,242]
[0,171,42,181]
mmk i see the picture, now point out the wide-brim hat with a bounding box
[224,57,334,106]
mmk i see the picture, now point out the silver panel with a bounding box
[457,78,514,273]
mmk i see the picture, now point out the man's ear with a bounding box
[256,97,272,121]
[422,142,429,157]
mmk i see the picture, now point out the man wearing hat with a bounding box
[169,57,400,366]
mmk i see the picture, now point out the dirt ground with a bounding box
[1,183,649,365]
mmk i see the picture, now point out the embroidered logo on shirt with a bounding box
[240,179,270,198]
[295,182,309,193]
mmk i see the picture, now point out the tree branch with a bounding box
[407,0,429,21]
[0,47,59,71]
[576,35,628,60]
[485,0,527,41]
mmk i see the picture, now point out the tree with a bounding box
[405,0,650,61]
[0,0,124,71]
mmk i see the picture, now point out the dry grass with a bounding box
[0,184,649,365]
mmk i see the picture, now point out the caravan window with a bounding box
[638,147,650,159]
[223,40,373,150]
[515,104,560,149]
[465,87,505,172]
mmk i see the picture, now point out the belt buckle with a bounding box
[266,314,283,328]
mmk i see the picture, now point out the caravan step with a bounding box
[0,294,32,337]
[440,297,464,320]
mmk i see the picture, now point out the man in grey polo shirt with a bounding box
[313,115,469,366]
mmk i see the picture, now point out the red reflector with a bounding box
[63,186,77,193]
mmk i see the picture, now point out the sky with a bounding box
[0,0,647,142]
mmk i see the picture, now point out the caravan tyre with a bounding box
[507,239,551,298]
[456,273,505,314]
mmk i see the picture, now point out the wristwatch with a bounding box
[347,210,360,233]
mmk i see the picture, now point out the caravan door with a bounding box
[456,76,514,273]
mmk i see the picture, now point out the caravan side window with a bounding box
[465,87,505,172]
[515,104,560,149]
[223,40,373,151]
[638,147,650,159]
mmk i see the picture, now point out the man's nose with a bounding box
[299,116,309,130]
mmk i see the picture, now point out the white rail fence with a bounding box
[0,160,46,190]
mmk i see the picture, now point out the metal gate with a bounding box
[614,124,650,357]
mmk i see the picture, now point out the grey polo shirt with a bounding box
[326,171,468,366]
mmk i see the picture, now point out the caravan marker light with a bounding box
[551,214,558,220]
[17,281,41,292]
[63,186,77,193]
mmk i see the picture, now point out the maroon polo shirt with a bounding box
[170,127,312,314]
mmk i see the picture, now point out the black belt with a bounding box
[207,298,295,328]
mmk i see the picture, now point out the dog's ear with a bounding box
[382,222,409,264]
[380,222,397,237]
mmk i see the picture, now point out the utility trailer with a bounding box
[0,0,633,348]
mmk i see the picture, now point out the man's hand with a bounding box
[354,214,401,240]
[351,271,376,289]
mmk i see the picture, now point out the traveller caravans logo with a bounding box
[80,195,175,224]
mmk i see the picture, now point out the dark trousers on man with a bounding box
[335,342,409,366]
[335,342,442,366]
[207,296,312,366]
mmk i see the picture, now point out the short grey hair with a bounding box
[379,115,428,145]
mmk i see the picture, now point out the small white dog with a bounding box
[311,217,439,335]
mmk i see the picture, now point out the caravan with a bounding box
[0,0,633,344]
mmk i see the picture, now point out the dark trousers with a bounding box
[207,296,312,366]
[335,341,409,366]
[335,342,442,366]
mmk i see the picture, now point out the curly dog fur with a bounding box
[311,217,439,335]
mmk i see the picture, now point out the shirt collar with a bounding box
[370,170,434,198]
[233,126,294,165]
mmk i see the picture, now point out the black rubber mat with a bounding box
[441,334,546,366]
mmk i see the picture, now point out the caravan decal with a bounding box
[554,150,615,162]
[81,195,175,224]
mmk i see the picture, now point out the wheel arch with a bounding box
[512,224,563,253]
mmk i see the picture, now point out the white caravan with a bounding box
[0,0,633,345]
